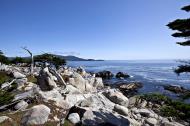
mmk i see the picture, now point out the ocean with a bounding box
[68,60,190,101]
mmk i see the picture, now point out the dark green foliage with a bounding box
[167,19,190,32]
[141,93,190,121]
[10,57,30,64]
[0,72,12,86]
[160,106,178,117]
[0,50,10,64]
[174,65,190,75]
[140,93,170,104]
[167,5,190,75]
[177,40,190,46]
[34,53,66,69]
[181,5,190,12]
[0,90,14,106]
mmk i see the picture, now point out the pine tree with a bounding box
[167,5,190,75]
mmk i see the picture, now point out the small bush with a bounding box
[141,93,190,122]
[140,93,171,104]
[0,90,14,106]
[0,72,12,86]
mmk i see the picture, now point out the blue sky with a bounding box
[0,0,189,60]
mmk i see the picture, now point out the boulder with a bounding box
[119,82,143,91]
[69,73,86,92]
[82,109,130,126]
[68,113,80,124]
[61,84,81,94]
[65,94,92,107]
[12,71,26,79]
[37,89,70,109]
[0,64,9,71]
[103,89,129,107]
[0,116,12,124]
[145,118,157,126]
[164,85,190,94]
[93,77,104,88]
[138,109,153,117]
[78,93,115,110]
[116,72,130,79]
[15,78,28,89]
[37,67,57,91]
[14,100,28,110]
[114,104,129,116]
[95,71,114,79]
[21,104,50,125]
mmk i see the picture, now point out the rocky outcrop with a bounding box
[114,104,129,116]
[12,71,26,79]
[21,104,50,125]
[0,64,188,126]
[68,113,80,124]
[37,67,57,91]
[164,85,190,94]
[14,100,28,110]
[103,89,129,107]
[116,72,130,79]
[95,71,114,79]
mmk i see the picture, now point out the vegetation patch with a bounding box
[27,75,37,83]
[141,93,190,122]
[0,72,12,86]
[0,90,14,106]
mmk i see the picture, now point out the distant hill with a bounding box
[55,55,103,61]
[9,55,103,61]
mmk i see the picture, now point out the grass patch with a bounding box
[0,72,12,86]
[27,75,37,83]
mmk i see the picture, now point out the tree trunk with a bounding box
[22,47,34,75]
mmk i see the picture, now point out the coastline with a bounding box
[0,63,189,125]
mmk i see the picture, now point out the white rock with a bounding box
[14,100,28,110]
[145,118,157,126]
[69,73,86,92]
[37,89,70,109]
[0,116,12,124]
[12,71,26,79]
[79,93,115,110]
[104,90,129,107]
[140,100,147,108]
[68,113,80,124]
[114,104,129,116]
[138,109,152,117]
[61,85,81,94]
[21,104,50,125]
[82,109,130,126]
[65,94,92,107]
[24,82,37,91]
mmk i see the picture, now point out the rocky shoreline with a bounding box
[0,63,189,126]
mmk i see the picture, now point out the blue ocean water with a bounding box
[68,60,190,100]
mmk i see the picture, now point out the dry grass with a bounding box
[27,75,37,83]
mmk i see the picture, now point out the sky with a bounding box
[0,0,189,60]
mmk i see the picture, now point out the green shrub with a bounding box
[140,93,171,104]
[160,106,178,117]
[0,90,14,106]
[0,72,12,86]
[141,93,190,121]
